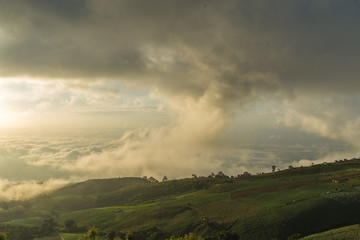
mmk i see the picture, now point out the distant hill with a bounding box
[2,160,360,239]
[52,177,150,197]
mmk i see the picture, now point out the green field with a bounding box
[2,160,360,239]
[60,233,84,240]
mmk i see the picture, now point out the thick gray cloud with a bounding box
[1,0,360,102]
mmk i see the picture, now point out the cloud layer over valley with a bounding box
[1,0,360,185]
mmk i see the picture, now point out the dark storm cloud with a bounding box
[1,0,360,103]
[2,0,360,180]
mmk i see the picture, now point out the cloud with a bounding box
[1,1,359,128]
[2,1,360,113]
[0,1,334,99]
[16,96,231,179]
[278,96,360,148]
[0,178,67,202]
[0,130,122,180]
[1,1,360,180]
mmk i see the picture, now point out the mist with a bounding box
[0,179,67,202]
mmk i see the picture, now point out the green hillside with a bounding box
[2,160,360,239]
[300,224,360,239]
[52,177,150,196]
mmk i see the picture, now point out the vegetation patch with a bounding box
[2,161,360,239]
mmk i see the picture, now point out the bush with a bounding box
[0,232,6,240]
[166,233,204,240]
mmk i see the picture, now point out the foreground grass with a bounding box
[300,224,360,240]
[60,232,84,240]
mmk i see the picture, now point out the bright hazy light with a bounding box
[0,78,26,128]
[0,102,16,127]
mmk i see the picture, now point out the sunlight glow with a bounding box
[0,84,19,128]
[0,99,13,127]
[0,102,10,127]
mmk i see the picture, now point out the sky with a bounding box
[1,0,360,197]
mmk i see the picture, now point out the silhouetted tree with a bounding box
[215,171,229,178]
[162,176,168,182]
[148,177,159,183]
[272,165,276,172]
[192,174,197,178]
[238,172,251,178]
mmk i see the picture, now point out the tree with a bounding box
[125,231,134,240]
[272,165,276,172]
[108,231,116,240]
[40,217,57,235]
[192,174,197,178]
[84,226,99,240]
[215,171,229,178]
[0,232,6,240]
[148,177,159,183]
[238,172,251,178]
[162,176,168,182]
[64,219,77,232]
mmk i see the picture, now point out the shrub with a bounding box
[166,233,204,240]
[0,232,6,240]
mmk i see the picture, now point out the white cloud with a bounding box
[0,178,67,202]
[35,100,52,111]
[278,97,360,148]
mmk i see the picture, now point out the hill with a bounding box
[2,160,360,239]
[300,224,360,239]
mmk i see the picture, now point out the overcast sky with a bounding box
[1,0,360,189]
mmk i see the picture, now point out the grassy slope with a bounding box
[3,161,360,239]
[60,233,83,240]
[300,224,360,240]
